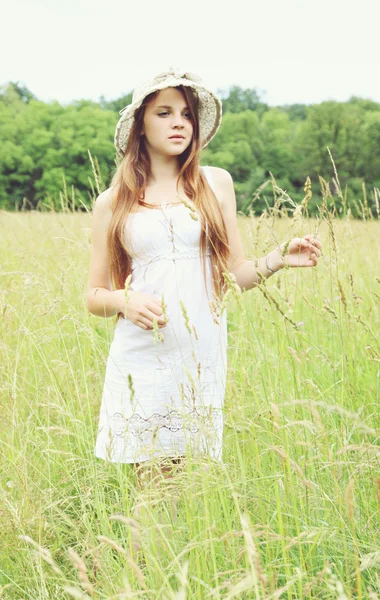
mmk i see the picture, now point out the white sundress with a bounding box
[94,166,228,464]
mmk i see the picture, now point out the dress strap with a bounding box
[201,165,216,193]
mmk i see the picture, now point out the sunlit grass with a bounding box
[0,170,379,599]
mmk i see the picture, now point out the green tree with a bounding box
[99,92,133,113]
[0,88,116,209]
[1,80,379,216]
[0,81,37,104]
[260,110,297,180]
[359,111,380,188]
[280,103,308,121]
[218,85,269,117]
[295,101,366,185]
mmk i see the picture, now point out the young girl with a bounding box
[87,67,322,488]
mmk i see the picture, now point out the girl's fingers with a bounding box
[147,310,167,325]
[141,315,167,329]
[137,317,153,330]
[290,238,310,250]
[151,299,164,312]
[298,240,322,255]
[304,234,322,249]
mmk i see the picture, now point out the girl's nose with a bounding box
[172,113,185,126]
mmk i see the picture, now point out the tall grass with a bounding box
[0,157,379,599]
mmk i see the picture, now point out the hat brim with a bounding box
[114,77,222,158]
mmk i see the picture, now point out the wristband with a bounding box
[265,254,275,274]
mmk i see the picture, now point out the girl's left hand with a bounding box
[278,234,322,268]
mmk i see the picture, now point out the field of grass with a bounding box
[0,183,379,598]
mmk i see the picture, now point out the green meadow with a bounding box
[0,177,379,599]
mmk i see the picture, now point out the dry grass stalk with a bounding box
[253,211,267,249]
[67,547,94,596]
[344,478,355,524]
[97,535,127,557]
[98,535,148,589]
[291,204,303,236]
[124,273,132,311]
[284,529,319,550]
[180,196,198,220]
[325,566,349,600]
[167,560,189,599]
[374,187,380,219]
[161,292,168,321]
[327,147,345,209]
[267,568,304,600]
[18,535,63,576]
[337,279,347,311]
[301,564,331,596]
[87,149,101,197]
[63,585,93,600]
[240,513,268,595]
[359,551,380,571]
[349,273,363,306]
[319,176,338,254]
[287,346,302,364]
[152,317,164,344]
[257,283,298,328]
[337,444,380,457]
[362,181,371,219]
[283,398,360,420]
[301,176,312,215]
[180,300,192,335]
[269,402,281,428]
[270,446,315,489]
[225,573,265,599]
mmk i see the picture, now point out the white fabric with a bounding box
[94,166,227,464]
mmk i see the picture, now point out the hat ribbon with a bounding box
[152,67,203,85]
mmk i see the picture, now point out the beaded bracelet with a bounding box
[265,254,275,274]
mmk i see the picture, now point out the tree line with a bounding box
[1,81,379,216]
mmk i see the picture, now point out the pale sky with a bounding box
[2,0,379,107]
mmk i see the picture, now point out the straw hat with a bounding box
[114,66,223,158]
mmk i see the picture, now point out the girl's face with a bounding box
[141,87,194,156]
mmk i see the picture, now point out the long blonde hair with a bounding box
[106,85,230,320]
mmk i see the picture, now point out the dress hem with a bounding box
[94,450,223,466]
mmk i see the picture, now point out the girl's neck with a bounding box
[147,155,181,185]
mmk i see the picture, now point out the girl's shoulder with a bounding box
[204,165,231,182]
[202,166,232,210]
[93,185,118,212]
[203,165,232,188]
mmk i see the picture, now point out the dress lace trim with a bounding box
[131,249,212,266]
[107,407,222,437]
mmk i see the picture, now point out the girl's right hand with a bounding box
[122,290,168,330]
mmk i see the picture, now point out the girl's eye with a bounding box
[158,112,191,118]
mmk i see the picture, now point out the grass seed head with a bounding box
[152,317,164,344]
[180,300,192,334]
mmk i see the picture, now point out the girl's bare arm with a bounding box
[212,168,284,291]
[212,167,320,291]
[86,189,125,318]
